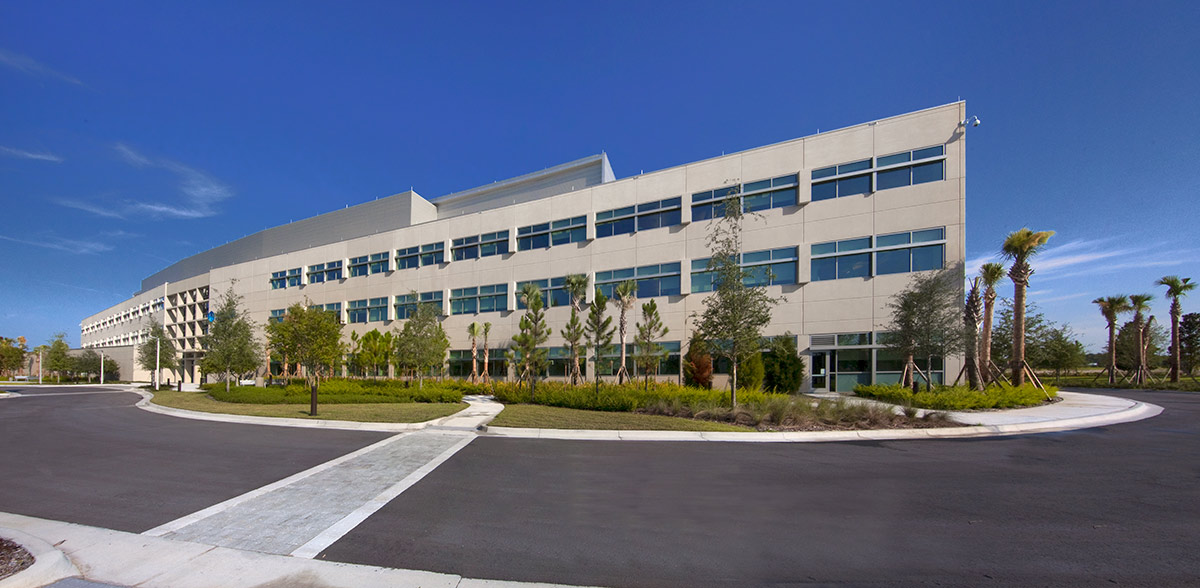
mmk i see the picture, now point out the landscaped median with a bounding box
[148,378,469,423]
[487,381,956,431]
[854,383,1058,410]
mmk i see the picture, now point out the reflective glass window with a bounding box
[837,253,871,279]
[911,244,944,272]
[912,145,944,160]
[875,248,911,275]
[877,152,911,167]
[811,257,837,281]
[837,159,872,174]
[812,166,837,180]
[912,160,944,185]
[876,167,911,190]
[811,242,837,256]
[837,174,871,196]
[812,181,837,201]
[912,228,945,243]
[838,237,871,252]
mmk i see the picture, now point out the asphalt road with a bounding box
[0,386,388,533]
[321,389,1200,587]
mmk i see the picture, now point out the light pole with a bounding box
[38,350,42,385]
[100,349,105,385]
[147,335,162,390]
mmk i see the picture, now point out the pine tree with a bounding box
[511,283,550,398]
[633,299,669,388]
[584,288,615,394]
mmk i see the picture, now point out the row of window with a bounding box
[692,174,799,221]
[450,284,508,315]
[810,228,946,281]
[811,145,945,202]
[518,216,586,250]
[691,247,799,293]
[452,231,509,261]
[596,197,682,238]
[269,153,945,290]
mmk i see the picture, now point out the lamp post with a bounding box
[147,335,162,390]
[38,350,42,385]
[100,349,105,385]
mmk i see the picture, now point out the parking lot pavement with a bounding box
[0,386,389,533]
[320,390,1200,587]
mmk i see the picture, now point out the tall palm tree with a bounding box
[1128,293,1154,385]
[481,322,492,384]
[1092,295,1131,385]
[467,322,482,384]
[1000,228,1054,386]
[610,280,637,384]
[563,273,590,385]
[978,262,1006,382]
[1156,276,1195,383]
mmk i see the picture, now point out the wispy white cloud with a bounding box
[1036,292,1092,304]
[113,143,151,167]
[111,143,234,219]
[0,145,63,162]
[100,229,141,239]
[55,198,126,219]
[0,48,83,85]
[0,234,113,255]
[968,237,1156,279]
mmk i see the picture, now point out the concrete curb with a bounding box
[0,527,80,588]
[481,395,1163,443]
[130,388,469,433]
[0,392,18,399]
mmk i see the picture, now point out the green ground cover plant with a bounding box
[151,388,466,422]
[204,378,465,404]
[1049,374,1200,392]
[854,383,1057,410]
[488,404,753,431]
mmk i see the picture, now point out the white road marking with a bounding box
[290,433,476,558]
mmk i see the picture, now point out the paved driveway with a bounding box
[321,390,1200,587]
[0,386,388,532]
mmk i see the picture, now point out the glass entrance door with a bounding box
[810,351,829,391]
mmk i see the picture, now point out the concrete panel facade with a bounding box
[82,102,969,391]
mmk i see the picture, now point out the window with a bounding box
[515,277,571,309]
[692,175,798,221]
[518,216,586,250]
[307,262,342,284]
[453,231,511,260]
[368,252,389,274]
[451,236,479,261]
[691,247,798,292]
[367,297,388,322]
[420,242,444,266]
[348,256,369,277]
[596,197,681,238]
[308,302,343,322]
[394,291,443,319]
[285,268,302,287]
[451,284,508,315]
[270,271,287,290]
[269,309,285,324]
[395,246,419,270]
[812,228,946,281]
[347,299,369,323]
[814,146,946,201]
[595,263,681,299]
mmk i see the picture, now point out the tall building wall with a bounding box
[82,102,968,390]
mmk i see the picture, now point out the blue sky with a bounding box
[1,0,1197,351]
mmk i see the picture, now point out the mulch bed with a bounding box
[0,537,34,580]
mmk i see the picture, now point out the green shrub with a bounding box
[737,353,764,392]
[208,378,464,404]
[854,383,1056,410]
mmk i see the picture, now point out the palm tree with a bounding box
[563,274,590,385]
[467,322,482,384]
[1000,228,1054,386]
[1128,293,1154,385]
[1092,295,1131,385]
[1156,276,1195,383]
[610,280,637,384]
[978,262,1006,382]
[481,322,492,384]
[963,276,983,390]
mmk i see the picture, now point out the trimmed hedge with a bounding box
[207,378,465,404]
[487,380,777,412]
[854,383,1056,410]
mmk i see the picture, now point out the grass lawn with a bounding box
[489,404,754,431]
[149,389,467,423]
